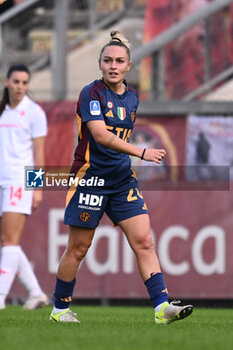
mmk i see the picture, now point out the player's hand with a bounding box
[32,190,43,210]
[0,0,8,5]
[142,148,166,164]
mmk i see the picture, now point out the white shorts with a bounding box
[0,185,33,216]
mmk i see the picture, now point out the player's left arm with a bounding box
[0,0,8,4]
[32,136,46,210]
[87,120,166,163]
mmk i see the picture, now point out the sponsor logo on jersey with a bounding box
[80,211,91,222]
[79,193,103,207]
[26,168,44,188]
[107,101,113,109]
[117,107,126,120]
[106,110,114,118]
[90,100,101,115]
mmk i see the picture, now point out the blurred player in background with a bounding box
[50,31,193,324]
[0,64,48,310]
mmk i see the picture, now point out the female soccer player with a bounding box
[50,31,193,324]
[0,64,48,309]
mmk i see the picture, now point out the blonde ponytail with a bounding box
[110,30,132,50]
[99,30,132,61]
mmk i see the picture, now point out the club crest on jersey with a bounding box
[20,110,26,117]
[117,107,126,120]
[80,211,90,222]
[90,100,101,115]
[107,101,113,109]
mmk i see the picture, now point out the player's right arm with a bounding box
[87,119,166,164]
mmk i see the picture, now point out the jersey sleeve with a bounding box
[78,86,105,123]
[31,105,48,138]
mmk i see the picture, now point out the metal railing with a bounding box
[131,0,233,101]
[0,0,145,100]
[0,0,49,77]
[1,0,232,105]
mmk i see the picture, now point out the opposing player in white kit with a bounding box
[0,64,48,310]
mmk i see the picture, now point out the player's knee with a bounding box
[73,242,91,262]
[142,235,154,251]
[134,233,154,253]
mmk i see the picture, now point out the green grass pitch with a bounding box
[1,305,233,350]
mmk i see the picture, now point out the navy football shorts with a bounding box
[64,179,148,228]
